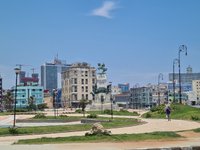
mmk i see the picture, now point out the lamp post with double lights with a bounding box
[173,58,179,103]
[158,73,164,106]
[13,68,21,128]
[178,45,187,104]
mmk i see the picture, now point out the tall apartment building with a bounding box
[192,80,200,105]
[62,62,96,107]
[41,57,70,93]
[0,75,2,110]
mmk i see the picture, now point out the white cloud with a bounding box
[91,1,117,19]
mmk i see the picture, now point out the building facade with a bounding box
[62,62,96,107]
[192,80,200,105]
[0,75,2,110]
[13,82,44,108]
[41,57,70,93]
[169,67,200,84]
[118,83,130,93]
[130,87,155,109]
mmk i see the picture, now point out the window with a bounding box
[82,79,84,84]
[86,94,88,100]
[92,79,95,84]
[85,79,88,84]
[74,78,77,84]
[82,86,84,92]
[86,86,88,92]
[85,71,88,77]
[82,94,84,99]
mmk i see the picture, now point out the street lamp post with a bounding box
[158,73,164,106]
[173,59,179,103]
[107,82,113,120]
[178,45,187,104]
[53,89,57,118]
[13,68,21,128]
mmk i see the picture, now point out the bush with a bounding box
[87,114,98,118]
[9,127,18,134]
[119,109,128,113]
[59,115,68,118]
[37,103,48,111]
[144,112,152,118]
[150,104,165,114]
[33,113,46,119]
[75,109,82,113]
[104,109,111,114]
[191,115,200,121]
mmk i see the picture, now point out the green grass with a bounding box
[142,104,200,121]
[0,118,140,136]
[87,109,139,116]
[15,131,181,144]
[193,128,200,133]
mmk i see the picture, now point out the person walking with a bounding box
[165,105,171,121]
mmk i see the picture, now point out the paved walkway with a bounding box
[0,113,200,149]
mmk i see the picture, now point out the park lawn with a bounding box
[86,110,139,116]
[142,104,200,121]
[15,131,181,144]
[0,118,140,136]
[193,128,200,133]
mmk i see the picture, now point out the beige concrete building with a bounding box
[192,80,200,104]
[62,62,96,107]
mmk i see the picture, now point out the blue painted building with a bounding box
[13,82,44,108]
[118,83,130,93]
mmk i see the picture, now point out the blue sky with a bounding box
[0,0,200,89]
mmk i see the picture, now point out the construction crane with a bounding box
[31,68,37,74]
[16,64,32,70]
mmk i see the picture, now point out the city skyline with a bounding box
[0,0,200,89]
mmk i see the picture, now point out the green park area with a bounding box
[15,131,180,144]
[142,104,200,121]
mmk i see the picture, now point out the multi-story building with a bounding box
[169,66,200,85]
[150,83,168,105]
[41,57,70,93]
[12,82,44,108]
[118,83,130,93]
[62,62,96,107]
[192,80,200,105]
[0,75,2,110]
[130,86,155,109]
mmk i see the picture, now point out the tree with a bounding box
[28,96,36,111]
[79,99,89,117]
[2,91,13,111]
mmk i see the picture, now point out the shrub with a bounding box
[87,114,98,118]
[33,113,46,119]
[9,127,18,134]
[191,115,200,121]
[150,104,165,114]
[75,109,82,113]
[144,112,152,118]
[37,103,48,110]
[104,109,111,114]
[59,115,68,118]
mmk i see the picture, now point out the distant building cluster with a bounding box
[0,57,200,111]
